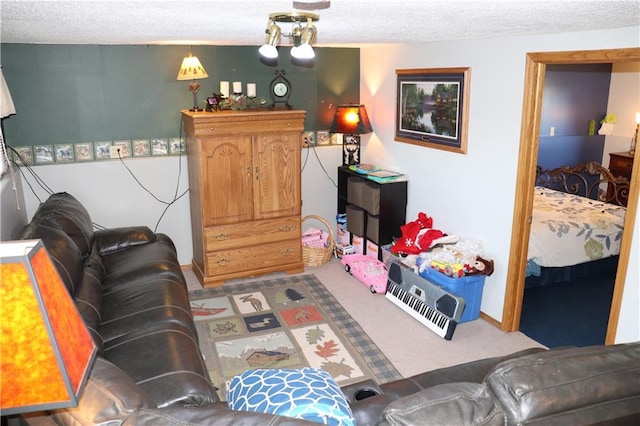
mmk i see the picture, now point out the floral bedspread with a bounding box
[527,186,626,268]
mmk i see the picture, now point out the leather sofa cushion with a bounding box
[49,357,156,425]
[100,275,196,344]
[18,216,84,295]
[94,226,156,255]
[382,382,504,426]
[30,192,95,258]
[100,236,186,291]
[103,323,219,408]
[74,252,106,353]
[486,343,640,425]
[98,236,197,342]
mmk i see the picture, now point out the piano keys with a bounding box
[385,261,466,340]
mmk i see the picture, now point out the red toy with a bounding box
[391,212,446,255]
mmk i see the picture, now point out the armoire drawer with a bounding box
[205,239,302,276]
[204,217,301,251]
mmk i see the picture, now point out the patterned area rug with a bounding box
[189,274,402,400]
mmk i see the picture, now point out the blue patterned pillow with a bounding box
[227,368,355,426]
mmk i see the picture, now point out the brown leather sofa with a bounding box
[344,342,640,425]
[12,192,310,425]
[9,192,640,425]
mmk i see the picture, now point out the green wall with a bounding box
[1,44,359,147]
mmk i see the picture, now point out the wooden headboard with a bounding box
[535,161,630,206]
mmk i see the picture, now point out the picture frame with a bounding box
[54,143,74,163]
[395,67,470,154]
[34,145,54,164]
[303,131,316,146]
[74,143,94,161]
[133,139,151,157]
[113,140,132,158]
[13,146,34,165]
[169,138,185,155]
[316,130,330,146]
[94,141,112,160]
[151,138,169,156]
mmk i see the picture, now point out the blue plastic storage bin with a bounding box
[419,268,485,323]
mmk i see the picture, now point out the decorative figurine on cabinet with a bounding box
[343,135,360,165]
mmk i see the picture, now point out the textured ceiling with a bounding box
[1,0,639,46]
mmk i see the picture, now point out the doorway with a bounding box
[502,48,640,344]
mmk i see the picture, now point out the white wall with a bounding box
[603,62,640,164]
[19,145,343,264]
[16,26,638,343]
[359,27,640,343]
[1,166,27,239]
[605,62,640,344]
[20,157,194,259]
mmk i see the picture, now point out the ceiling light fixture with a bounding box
[293,0,331,11]
[259,12,319,60]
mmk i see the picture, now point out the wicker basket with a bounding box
[301,215,335,267]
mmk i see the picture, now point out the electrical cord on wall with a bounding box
[9,145,110,231]
[301,143,337,188]
[8,144,53,203]
[8,117,189,233]
[113,119,189,233]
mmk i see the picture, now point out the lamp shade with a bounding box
[176,53,209,81]
[330,104,373,135]
[0,239,97,415]
[0,68,16,118]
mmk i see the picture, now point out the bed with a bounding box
[526,161,629,285]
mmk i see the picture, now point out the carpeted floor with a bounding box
[520,270,615,348]
[185,258,543,381]
[189,274,402,399]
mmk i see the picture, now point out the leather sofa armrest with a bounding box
[486,343,640,425]
[378,347,546,401]
[129,404,319,425]
[94,226,155,255]
[380,382,504,426]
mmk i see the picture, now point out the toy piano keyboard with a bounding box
[385,261,465,340]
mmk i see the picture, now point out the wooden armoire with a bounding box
[182,109,306,287]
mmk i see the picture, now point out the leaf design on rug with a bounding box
[285,288,305,302]
[315,340,340,359]
[274,292,290,305]
[305,325,326,344]
[322,358,355,378]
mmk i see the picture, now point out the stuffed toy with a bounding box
[466,256,495,276]
[415,240,494,278]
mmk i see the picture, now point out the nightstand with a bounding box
[608,151,634,206]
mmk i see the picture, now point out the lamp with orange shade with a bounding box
[0,239,97,416]
[330,104,373,165]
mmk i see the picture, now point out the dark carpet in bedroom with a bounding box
[519,271,615,348]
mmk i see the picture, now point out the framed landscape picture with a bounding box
[395,67,470,154]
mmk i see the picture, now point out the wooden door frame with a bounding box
[502,48,640,343]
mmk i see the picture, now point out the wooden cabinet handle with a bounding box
[215,233,230,241]
[279,224,293,232]
[216,258,230,266]
[280,248,294,256]
[255,166,259,180]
